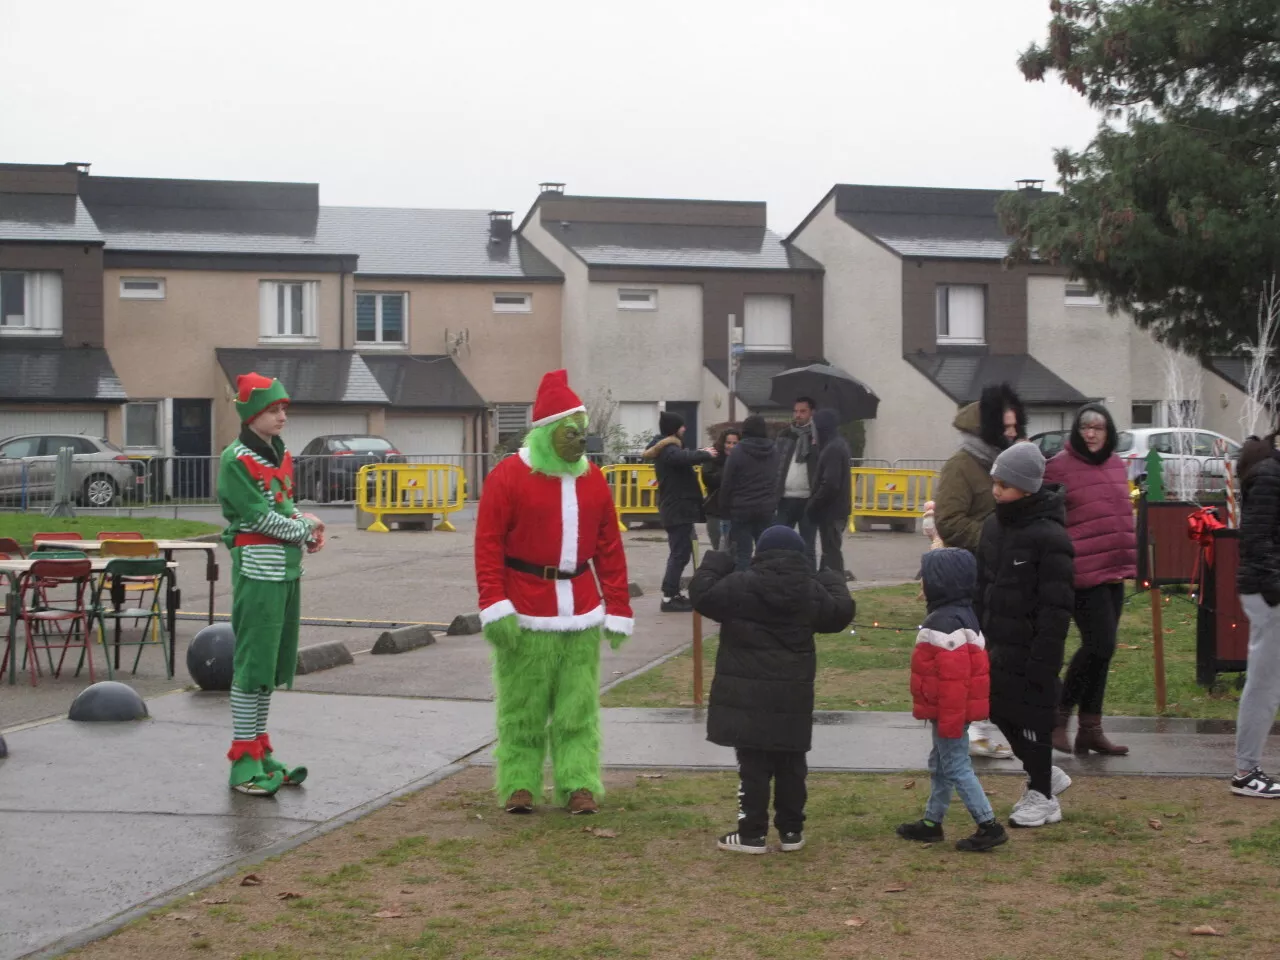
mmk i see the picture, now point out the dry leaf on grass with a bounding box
[277,892,303,901]
[1172,950,1188,958]
[1118,644,1140,650]
[199,898,229,905]
[165,913,196,922]
[1187,837,1210,845]
[239,874,263,887]
[902,780,916,790]
[884,884,908,893]
[390,802,407,808]
[1191,924,1223,937]
[637,773,664,780]
[372,910,404,919]
[854,700,868,706]
[1148,818,1163,831]
[584,827,618,838]
[844,917,867,928]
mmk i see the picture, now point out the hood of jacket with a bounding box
[993,482,1067,528]
[1067,402,1118,464]
[953,383,1026,449]
[735,435,776,461]
[748,550,817,620]
[813,408,841,448]
[641,435,681,461]
[921,547,978,611]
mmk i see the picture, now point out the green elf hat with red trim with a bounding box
[235,373,290,424]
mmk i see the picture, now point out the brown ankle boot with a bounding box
[1074,714,1129,756]
[505,790,535,814]
[567,789,599,815]
[1052,706,1073,754]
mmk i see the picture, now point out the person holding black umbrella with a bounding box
[773,397,819,569]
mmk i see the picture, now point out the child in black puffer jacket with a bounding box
[976,442,1075,829]
[690,525,854,854]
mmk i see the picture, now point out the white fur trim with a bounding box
[559,474,578,572]
[518,447,532,466]
[530,405,586,428]
[515,605,605,632]
[555,579,575,618]
[603,615,634,636]
[480,599,517,625]
[915,627,985,652]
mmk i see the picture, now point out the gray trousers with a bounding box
[1236,594,1280,772]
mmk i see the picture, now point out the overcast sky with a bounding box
[0,0,1101,232]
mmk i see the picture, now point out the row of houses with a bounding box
[0,161,1256,466]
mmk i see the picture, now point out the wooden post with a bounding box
[1148,542,1167,714]
[691,537,703,706]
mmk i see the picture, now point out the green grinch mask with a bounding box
[526,412,589,478]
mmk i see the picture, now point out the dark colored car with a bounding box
[294,435,405,503]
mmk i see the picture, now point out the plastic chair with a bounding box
[32,532,82,544]
[92,558,172,679]
[96,531,143,541]
[5,559,95,686]
[0,537,24,559]
[99,540,161,657]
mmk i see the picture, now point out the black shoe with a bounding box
[661,594,693,613]
[1231,767,1280,799]
[716,831,767,854]
[895,819,944,843]
[955,820,1008,852]
[779,831,805,852]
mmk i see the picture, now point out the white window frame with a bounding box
[259,280,319,342]
[1065,281,1101,306]
[119,277,166,300]
[354,291,408,346]
[492,292,532,314]
[0,270,62,336]
[935,284,986,345]
[618,288,657,311]
[743,294,793,353]
[124,401,162,449]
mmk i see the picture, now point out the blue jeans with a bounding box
[729,515,772,572]
[925,723,994,825]
[774,497,817,570]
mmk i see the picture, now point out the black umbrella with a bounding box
[769,363,880,421]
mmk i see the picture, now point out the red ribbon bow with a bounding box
[1187,506,1225,598]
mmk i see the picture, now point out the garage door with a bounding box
[0,410,107,441]
[1025,408,1076,437]
[281,412,369,452]
[383,416,465,457]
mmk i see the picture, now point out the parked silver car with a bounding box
[0,433,142,508]
[1118,428,1241,492]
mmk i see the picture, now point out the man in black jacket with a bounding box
[642,412,712,612]
[773,397,819,569]
[690,525,854,853]
[720,415,780,571]
[806,408,852,573]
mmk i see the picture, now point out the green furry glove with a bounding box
[605,630,628,651]
[483,614,521,651]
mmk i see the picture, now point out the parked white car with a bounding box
[1116,428,1241,492]
[0,433,142,508]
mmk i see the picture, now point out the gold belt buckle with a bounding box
[543,565,559,580]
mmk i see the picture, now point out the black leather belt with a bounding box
[505,557,590,580]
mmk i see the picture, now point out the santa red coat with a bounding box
[475,449,633,635]
[910,626,990,739]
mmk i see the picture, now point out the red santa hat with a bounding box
[530,369,586,428]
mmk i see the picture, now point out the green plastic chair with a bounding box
[90,558,172,679]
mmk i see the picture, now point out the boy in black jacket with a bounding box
[976,442,1075,828]
[720,415,781,571]
[643,412,713,612]
[690,525,855,853]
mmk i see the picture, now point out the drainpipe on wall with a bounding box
[339,269,347,351]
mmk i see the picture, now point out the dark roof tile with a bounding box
[0,194,103,243]
[362,354,486,408]
[216,349,389,405]
[704,353,821,411]
[0,345,124,402]
[906,353,1090,405]
[552,222,820,271]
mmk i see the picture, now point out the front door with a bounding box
[666,401,699,449]
[172,399,213,499]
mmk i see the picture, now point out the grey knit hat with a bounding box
[990,441,1045,494]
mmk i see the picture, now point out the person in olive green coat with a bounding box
[935,384,1026,554]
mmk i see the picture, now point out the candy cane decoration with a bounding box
[1215,438,1239,528]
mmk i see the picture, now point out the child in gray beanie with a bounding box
[975,441,1076,829]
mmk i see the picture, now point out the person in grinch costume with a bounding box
[218,373,325,796]
[475,369,633,814]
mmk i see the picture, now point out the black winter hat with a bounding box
[659,411,684,437]
[742,415,768,439]
[756,525,805,554]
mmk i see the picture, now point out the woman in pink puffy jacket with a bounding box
[1043,403,1137,756]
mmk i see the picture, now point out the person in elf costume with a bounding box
[218,373,325,796]
[475,369,633,814]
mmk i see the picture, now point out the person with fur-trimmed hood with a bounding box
[935,383,1026,761]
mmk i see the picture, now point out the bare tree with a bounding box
[1239,275,1280,440]
[1161,346,1203,502]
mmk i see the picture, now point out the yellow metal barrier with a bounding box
[356,463,466,533]
[601,463,661,531]
[848,467,937,532]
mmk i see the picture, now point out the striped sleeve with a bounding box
[218,456,314,544]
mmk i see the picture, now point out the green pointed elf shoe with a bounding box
[228,739,283,796]
[258,733,307,786]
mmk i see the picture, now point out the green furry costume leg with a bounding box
[492,627,603,805]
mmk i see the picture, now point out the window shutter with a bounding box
[259,282,275,338]
[743,295,792,352]
[946,286,985,341]
[304,281,319,336]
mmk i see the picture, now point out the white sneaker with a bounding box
[1009,790,1062,828]
[968,722,1014,759]
[1051,766,1072,797]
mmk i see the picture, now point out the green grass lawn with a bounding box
[0,514,221,548]
[604,583,1242,720]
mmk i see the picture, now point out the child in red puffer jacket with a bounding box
[896,548,1007,852]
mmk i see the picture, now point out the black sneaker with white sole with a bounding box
[661,594,693,613]
[1231,767,1280,799]
[779,831,805,852]
[895,819,944,843]
[955,819,1008,852]
[717,831,767,854]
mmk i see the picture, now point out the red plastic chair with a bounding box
[7,559,95,686]
[0,537,24,558]
[96,532,143,541]
[32,532,83,547]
